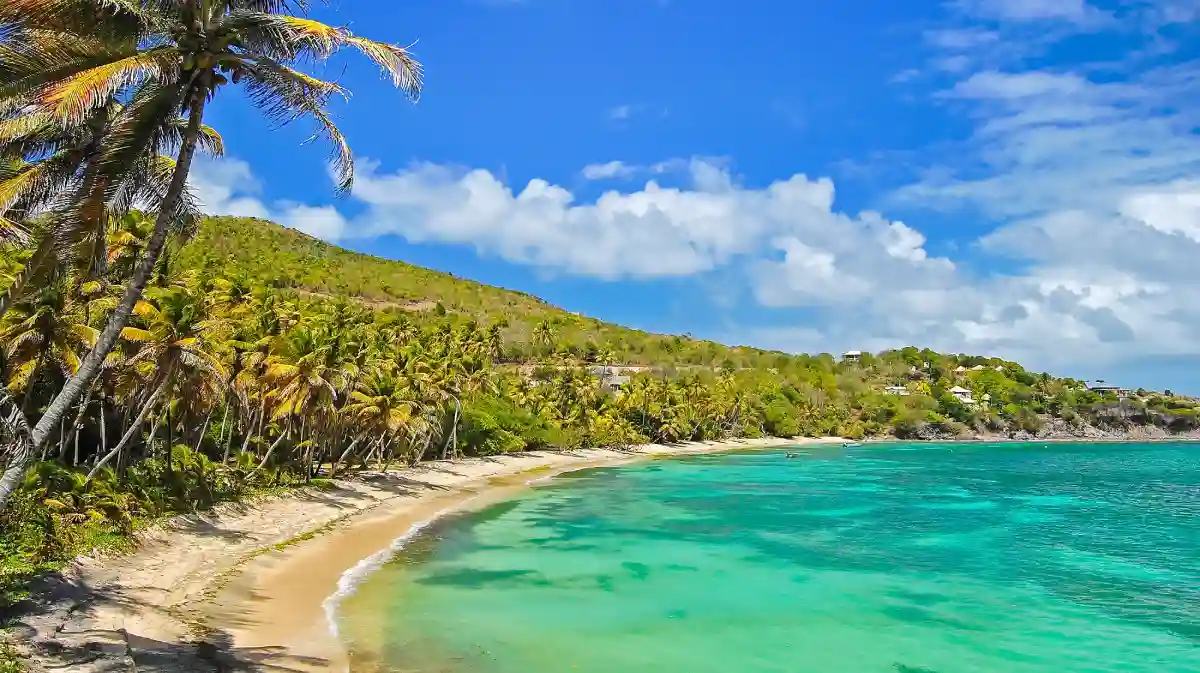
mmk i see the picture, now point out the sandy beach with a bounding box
[13,436,840,672]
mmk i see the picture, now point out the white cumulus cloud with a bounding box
[581,161,636,180]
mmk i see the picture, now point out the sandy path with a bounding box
[12,437,838,672]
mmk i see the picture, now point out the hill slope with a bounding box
[178,216,793,370]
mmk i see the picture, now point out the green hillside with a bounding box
[177,216,796,369]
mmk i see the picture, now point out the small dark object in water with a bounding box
[785,452,800,458]
[894,664,940,673]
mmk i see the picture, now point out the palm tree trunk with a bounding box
[253,428,290,474]
[221,407,237,464]
[51,417,66,461]
[372,435,387,471]
[194,408,214,454]
[165,400,173,476]
[67,388,95,466]
[1,84,210,512]
[413,427,434,464]
[330,435,362,478]
[86,378,169,481]
[241,396,265,455]
[98,395,107,467]
[216,403,230,460]
[441,398,460,460]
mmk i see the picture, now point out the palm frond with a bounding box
[119,326,152,341]
[37,48,180,124]
[239,56,355,190]
[223,13,422,99]
[338,35,422,99]
[0,32,143,102]
[92,79,188,188]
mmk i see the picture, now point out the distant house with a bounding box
[601,374,630,392]
[1088,383,1131,400]
[994,365,1005,372]
[954,366,967,374]
[970,364,986,371]
[884,385,910,397]
[589,365,635,392]
[842,350,863,363]
[948,385,975,404]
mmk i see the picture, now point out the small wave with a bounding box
[322,495,482,661]
[525,475,555,485]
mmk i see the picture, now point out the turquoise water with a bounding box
[340,442,1200,672]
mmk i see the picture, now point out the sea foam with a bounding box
[321,495,482,648]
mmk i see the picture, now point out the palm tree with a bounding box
[0,276,97,405]
[533,319,556,356]
[258,325,337,475]
[342,368,416,472]
[0,0,423,510]
[88,284,226,479]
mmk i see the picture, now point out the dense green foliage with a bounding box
[1,213,1196,608]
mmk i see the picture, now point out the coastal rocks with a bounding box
[883,415,1200,442]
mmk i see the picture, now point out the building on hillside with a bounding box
[842,350,863,363]
[589,365,650,376]
[994,365,1005,372]
[884,386,910,396]
[589,365,635,392]
[948,385,975,404]
[1087,382,1131,400]
[971,364,986,371]
[601,373,630,392]
[954,365,967,374]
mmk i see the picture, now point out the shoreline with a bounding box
[13,436,832,673]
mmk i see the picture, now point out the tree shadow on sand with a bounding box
[6,571,331,672]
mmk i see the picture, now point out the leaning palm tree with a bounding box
[0,0,422,510]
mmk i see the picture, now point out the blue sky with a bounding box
[192,0,1200,392]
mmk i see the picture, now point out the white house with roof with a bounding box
[589,365,636,392]
[1087,382,1131,400]
[842,350,863,363]
[948,385,975,404]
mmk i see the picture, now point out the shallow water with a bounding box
[339,442,1200,672]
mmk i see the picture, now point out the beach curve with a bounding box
[16,437,843,672]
